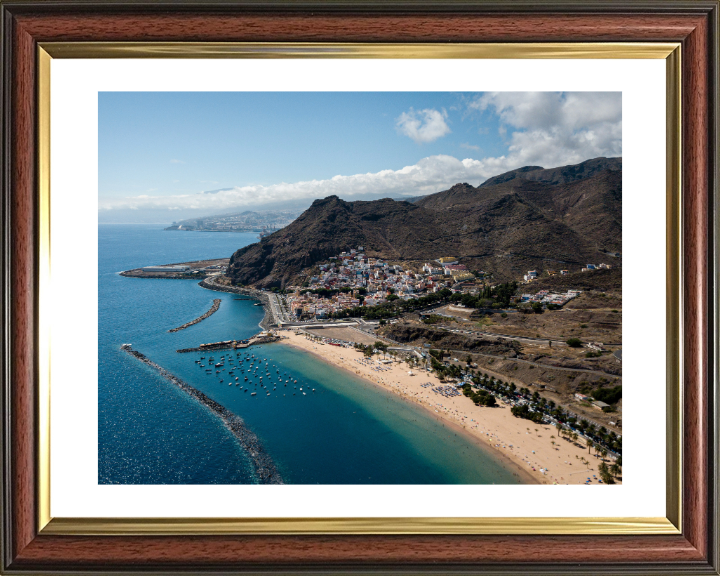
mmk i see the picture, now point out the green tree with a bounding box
[531,301,544,314]
[566,338,583,348]
[598,462,615,484]
[374,341,389,359]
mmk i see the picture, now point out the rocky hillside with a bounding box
[227,157,621,288]
[379,324,521,356]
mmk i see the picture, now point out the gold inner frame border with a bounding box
[36,41,682,536]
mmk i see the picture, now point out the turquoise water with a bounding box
[99,224,522,484]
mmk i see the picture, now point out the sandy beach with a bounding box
[280,330,612,485]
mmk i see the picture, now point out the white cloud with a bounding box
[100,93,621,214]
[396,108,451,144]
[470,92,622,167]
[100,154,494,212]
[99,147,619,215]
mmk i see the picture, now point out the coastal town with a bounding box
[267,247,610,322]
[164,209,301,235]
[120,242,622,486]
[160,240,622,484]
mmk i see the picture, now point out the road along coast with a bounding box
[281,331,609,485]
[121,344,283,484]
[199,276,275,330]
[168,299,221,333]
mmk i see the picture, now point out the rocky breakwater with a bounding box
[199,276,275,329]
[121,344,283,484]
[168,299,221,333]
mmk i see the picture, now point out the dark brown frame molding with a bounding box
[1,1,718,574]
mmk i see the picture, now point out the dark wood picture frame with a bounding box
[1,1,718,573]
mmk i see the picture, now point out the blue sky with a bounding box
[99,92,621,220]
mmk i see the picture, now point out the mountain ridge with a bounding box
[226,157,622,288]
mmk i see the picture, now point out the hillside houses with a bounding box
[286,249,484,319]
[582,263,612,272]
[519,289,581,307]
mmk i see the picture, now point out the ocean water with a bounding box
[99,224,522,484]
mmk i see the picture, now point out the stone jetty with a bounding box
[176,332,280,353]
[121,344,283,484]
[168,299,221,333]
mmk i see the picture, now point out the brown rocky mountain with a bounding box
[478,156,621,188]
[227,157,621,288]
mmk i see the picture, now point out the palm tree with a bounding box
[601,449,608,461]
[586,438,593,454]
[610,462,621,477]
[535,428,539,437]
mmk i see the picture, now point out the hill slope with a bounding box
[227,157,621,288]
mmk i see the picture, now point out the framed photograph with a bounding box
[1,1,717,574]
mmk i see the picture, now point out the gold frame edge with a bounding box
[37,46,52,533]
[665,45,683,532]
[41,516,679,536]
[38,41,679,60]
[36,41,684,536]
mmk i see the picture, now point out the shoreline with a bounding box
[280,337,537,485]
[198,277,274,330]
[280,331,605,485]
